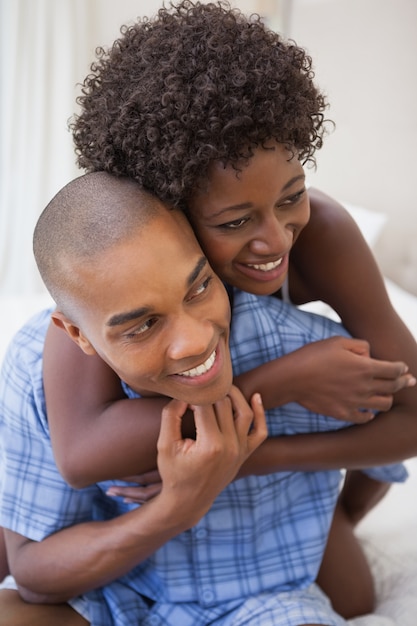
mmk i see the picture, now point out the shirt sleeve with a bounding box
[0,310,98,542]
[361,463,408,484]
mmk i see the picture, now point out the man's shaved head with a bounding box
[33,172,164,317]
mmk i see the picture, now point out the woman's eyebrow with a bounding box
[208,203,252,218]
[206,175,306,218]
[282,174,305,191]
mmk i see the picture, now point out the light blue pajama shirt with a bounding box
[0,290,407,626]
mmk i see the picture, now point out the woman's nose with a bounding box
[249,216,293,255]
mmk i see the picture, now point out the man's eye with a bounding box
[126,318,157,338]
[189,276,213,300]
[219,217,249,230]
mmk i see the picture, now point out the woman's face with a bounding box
[188,142,310,296]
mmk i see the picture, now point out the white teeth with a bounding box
[178,351,216,378]
[248,258,282,272]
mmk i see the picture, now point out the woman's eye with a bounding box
[279,188,306,206]
[219,217,249,230]
[189,276,213,300]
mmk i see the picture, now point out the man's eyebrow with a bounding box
[106,306,152,328]
[106,256,208,328]
[187,256,208,288]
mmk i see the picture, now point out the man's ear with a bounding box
[51,310,97,356]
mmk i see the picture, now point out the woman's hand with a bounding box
[107,470,162,504]
[293,336,415,422]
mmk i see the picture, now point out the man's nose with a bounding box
[167,314,213,361]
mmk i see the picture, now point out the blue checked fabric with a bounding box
[0,292,407,626]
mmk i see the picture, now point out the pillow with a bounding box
[342,202,387,248]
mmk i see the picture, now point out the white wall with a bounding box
[0,0,283,298]
[1,0,415,297]
[90,0,287,46]
[288,0,417,290]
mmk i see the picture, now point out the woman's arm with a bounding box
[235,335,412,423]
[44,322,167,487]
[46,307,411,490]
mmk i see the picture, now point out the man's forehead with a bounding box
[91,209,203,283]
[133,208,198,250]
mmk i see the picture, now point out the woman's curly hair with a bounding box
[71,0,331,210]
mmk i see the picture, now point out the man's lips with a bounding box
[177,349,217,378]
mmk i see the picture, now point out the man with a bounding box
[0,172,266,625]
[0,173,406,625]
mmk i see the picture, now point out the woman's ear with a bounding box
[51,311,97,356]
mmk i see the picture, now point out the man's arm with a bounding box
[5,390,266,602]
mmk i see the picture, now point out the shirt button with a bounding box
[195,528,208,539]
[202,589,214,603]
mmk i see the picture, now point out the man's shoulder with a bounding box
[1,307,53,372]
[231,288,349,341]
[0,309,53,446]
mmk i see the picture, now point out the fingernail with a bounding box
[254,393,263,405]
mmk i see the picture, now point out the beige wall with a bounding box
[92,0,417,289]
[2,1,415,294]
[288,0,417,291]
[88,0,287,48]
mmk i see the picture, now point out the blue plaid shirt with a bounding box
[0,291,407,626]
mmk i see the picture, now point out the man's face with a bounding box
[60,210,232,405]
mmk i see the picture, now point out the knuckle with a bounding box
[221,395,233,410]
[205,441,225,458]
[156,440,169,455]
[380,396,393,410]
[241,407,253,422]
[258,421,268,439]
[337,408,350,421]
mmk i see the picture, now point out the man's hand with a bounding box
[106,386,267,511]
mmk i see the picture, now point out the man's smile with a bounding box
[177,349,217,378]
